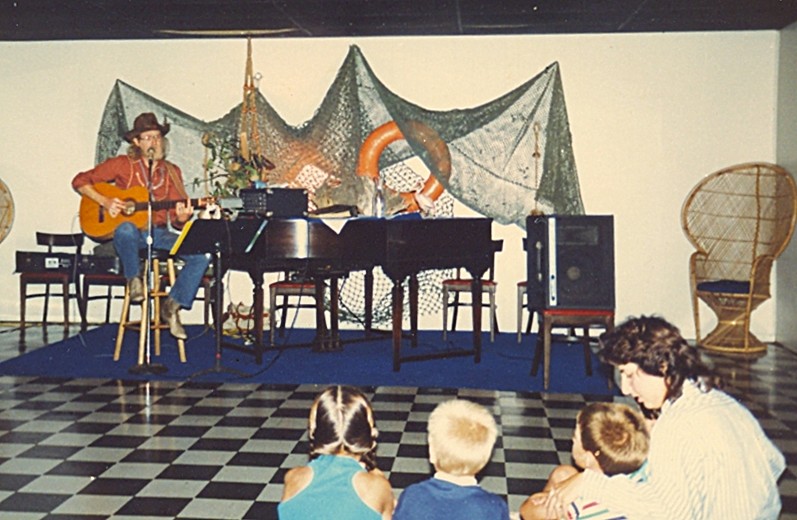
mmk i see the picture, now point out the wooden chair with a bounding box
[80,271,126,331]
[18,232,84,330]
[442,240,503,342]
[682,163,797,355]
[269,272,320,345]
[79,242,125,331]
[516,281,536,343]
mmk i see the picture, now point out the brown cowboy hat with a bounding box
[123,112,170,143]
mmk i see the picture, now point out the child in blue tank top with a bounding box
[278,385,394,520]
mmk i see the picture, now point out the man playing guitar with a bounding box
[72,112,210,340]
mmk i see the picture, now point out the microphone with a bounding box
[146,147,155,160]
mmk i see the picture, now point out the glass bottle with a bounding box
[372,176,385,217]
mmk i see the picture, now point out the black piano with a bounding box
[224,214,497,370]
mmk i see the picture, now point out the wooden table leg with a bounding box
[249,271,264,364]
[543,317,552,390]
[392,281,403,372]
[410,275,419,348]
[471,278,483,363]
[364,268,374,335]
[330,276,340,350]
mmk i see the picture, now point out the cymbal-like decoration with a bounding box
[0,178,13,245]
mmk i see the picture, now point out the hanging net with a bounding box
[95,44,584,326]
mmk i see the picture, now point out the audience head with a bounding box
[308,385,379,471]
[427,399,498,477]
[573,402,649,476]
[598,315,718,410]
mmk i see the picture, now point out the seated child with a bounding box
[393,399,510,519]
[278,385,394,520]
[519,402,649,520]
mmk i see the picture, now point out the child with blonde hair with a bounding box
[278,385,394,520]
[394,398,510,519]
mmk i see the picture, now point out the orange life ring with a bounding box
[356,120,450,213]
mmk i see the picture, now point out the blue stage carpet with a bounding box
[0,325,617,395]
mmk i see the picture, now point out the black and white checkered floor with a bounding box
[2,325,797,519]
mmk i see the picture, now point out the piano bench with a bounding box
[531,308,614,390]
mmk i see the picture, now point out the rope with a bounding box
[239,37,263,166]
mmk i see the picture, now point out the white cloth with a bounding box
[580,381,785,519]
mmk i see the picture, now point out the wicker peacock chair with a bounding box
[681,162,797,355]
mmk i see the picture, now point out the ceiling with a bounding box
[3,0,797,41]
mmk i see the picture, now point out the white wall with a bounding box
[777,22,797,349]
[0,32,782,339]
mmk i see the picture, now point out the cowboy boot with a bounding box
[161,297,187,340]
[128,276,144,304]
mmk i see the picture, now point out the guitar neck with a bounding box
[134,198,205,212]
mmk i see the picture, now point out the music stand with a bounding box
[171,217,267,379]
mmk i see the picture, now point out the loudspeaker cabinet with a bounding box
[526,215,615,310]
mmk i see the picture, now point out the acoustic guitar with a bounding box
[79,183,212,240]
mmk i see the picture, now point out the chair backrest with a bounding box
[489,239,504,280]
[36,232,84,253]
[681,162,797,281]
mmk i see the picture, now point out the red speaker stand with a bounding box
[531,308,614,390]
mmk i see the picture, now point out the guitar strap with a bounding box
[165,162,189,200]
[125,158,136,190]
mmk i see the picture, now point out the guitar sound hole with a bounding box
[122,201,136,216]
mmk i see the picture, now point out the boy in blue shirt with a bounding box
[394,399,510,519]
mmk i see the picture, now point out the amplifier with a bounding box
[16,251,78,274]
[79,254,121,275]
[16,251,121,275]
[239,188,308,217]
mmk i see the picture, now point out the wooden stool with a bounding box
[531,308,614,389]
[114,253,186,364]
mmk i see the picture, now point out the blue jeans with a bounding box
[113,222,211,309]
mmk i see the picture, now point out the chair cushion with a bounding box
[270,281,315,290]
[83,273,126,285]
[20,272,70,283]
[442,279,497,287]
[541,308,614,317]
[696,280,750,294]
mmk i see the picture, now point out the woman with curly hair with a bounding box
[278,385,394,519]
[544,315,785,520]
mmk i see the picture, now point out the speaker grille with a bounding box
[527,215,615,310]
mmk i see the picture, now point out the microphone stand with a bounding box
[189,236,249,380]
[130,150,167,375]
